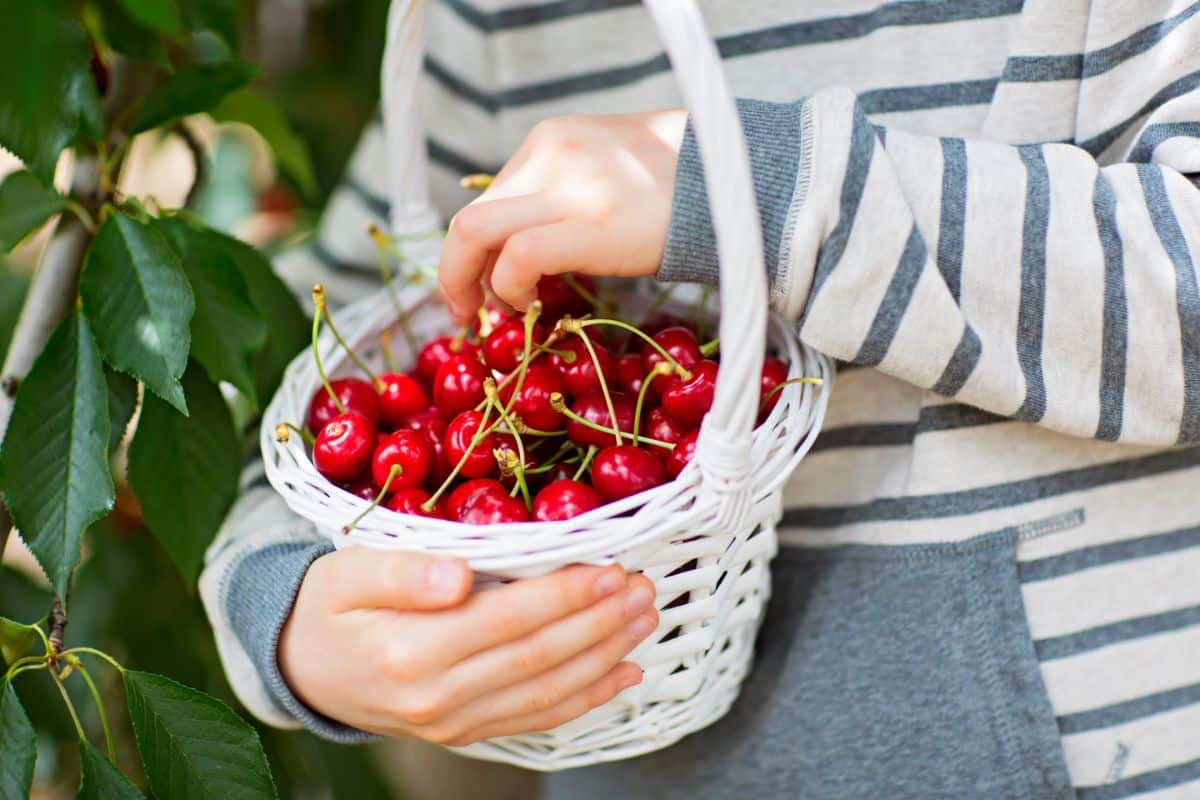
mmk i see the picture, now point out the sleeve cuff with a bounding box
[227,539,378,744]
[658,98,811,300]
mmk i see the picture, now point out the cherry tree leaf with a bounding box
[123,670,278,800]
[0,312,113,597]
[213,89,316,198]
[77,739,145,800]
[0,682,37,800]
[0,170,65,253]
[128,364,238,583]
[115,0,182,36]
[130,61,255,134]
[81,212,194,414]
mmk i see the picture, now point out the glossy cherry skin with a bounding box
[313,412,376,482]
[385,487,448,520]
[377,372,430,427]
[371,429,433,490]
[591,445,666,501]
[502,364,565,431]
[759,356,789,419]
[642,407,688,451]
[665,428,699,479]
[432,354,489,417]
[548,337,614,398]
[444,410,497,478]
[341,477,382,501]
[416,336,479,384]
[470,301,510,338]
[397,409,453,485]
[640,326,702,394]
[640,312,692,338]
[537,274,595,322]
[307,378,381,433]
[660,359,718,428]
[483,318,547,373]
[566,390,636,449]
[533,479,604,521]
[615,353,647,396]
[539,461,578,486]
[459,487,532,524]
[446,478,506,520]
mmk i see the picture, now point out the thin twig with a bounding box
[174,122,207,209]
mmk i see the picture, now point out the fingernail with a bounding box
[428,561,464,598]
[629,614,656,640]
[624,585,653,616]
[594,569,625,598]
[618,670,643,691]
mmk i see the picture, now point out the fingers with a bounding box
[443,611,655,742]
[322,547,472,612]
[439,195,559,324]
[431,564,632,661]
[440,574,656,702]
[488,222,595,311]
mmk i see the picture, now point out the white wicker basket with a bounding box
[261,0,833,771]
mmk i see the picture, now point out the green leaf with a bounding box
[0,265,30,365]
[154,218,266,404]
[0,312,113,598]
[116,0,182,35]
[80,213,194,414]
[93,0,171,65]
[130,61,255,134]
[105,368,139,451]
[128,364,239,583]
[0,171,66,252]
[0,683,37,799]
[209,232,307,402]
[178,0,238,52]
[0,616,41,665]
[123,670,278,800]
[213,89,317,198]
[0,2,95,182]
[77,739,145,800]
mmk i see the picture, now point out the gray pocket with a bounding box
[548,529,1075,800]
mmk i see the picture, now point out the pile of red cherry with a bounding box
[288,275,792,527]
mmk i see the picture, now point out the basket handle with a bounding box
[382,0,769,512]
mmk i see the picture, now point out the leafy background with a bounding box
[0,0,406,796]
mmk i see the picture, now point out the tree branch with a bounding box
[174,121,207,208]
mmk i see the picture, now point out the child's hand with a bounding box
[438,110,687,325]
[279,546,658,745]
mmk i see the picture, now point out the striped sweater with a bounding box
[200,2,1200,797]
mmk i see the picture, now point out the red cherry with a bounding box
[444,410,497,478]
[640,327,702,394]
[759,356,789,418]
[385,487,448,520]
[483,319,547,373]
[502,364,565,431]
[660,359,718,428]
[377,372,429,427]
[371,430,432,490]
[566,391,636,449]
[397,409,453,484]
[537,274,595,321]
[615,354,647,396]
[460,488,531,524]
[548,337,614,397]
[446,478,505,520]
[470,301,511,338]
[666,429,699,479]
[533,479,604,521]
[307,378,381,432]
[342,478,382,501]
[640,312,692,338]
[313,412,376,482]
[433,354,489,417]
[539,461,578,486]
[416,336,479,384]
[642,407,688,451]
[591,445,665,501]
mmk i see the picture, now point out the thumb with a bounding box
[325,547,473,611]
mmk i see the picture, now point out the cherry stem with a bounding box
[310,296,346,414]
[572,330,621,445]
[696,284,714,341]
[424,396,497,511]
[370,225,420,356]
[67,655,115,762]
[379,330,399,373]
[276,422,315,447]
[759,376,826,412]
[320,299,381,390]
[490,301,544,420]
[535,343,574,361]
[50,668,86,742]
[644,283,677,318]
[342,464,403,534]
[574,318,691,380]
[489,383,532,510]
[550,393,675,449]
[524,441,579,474]
[572,446,597,481]
[459,173,494,190]
[561,274,601,309]
[632,363,670,445]
[699,337,720,358]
